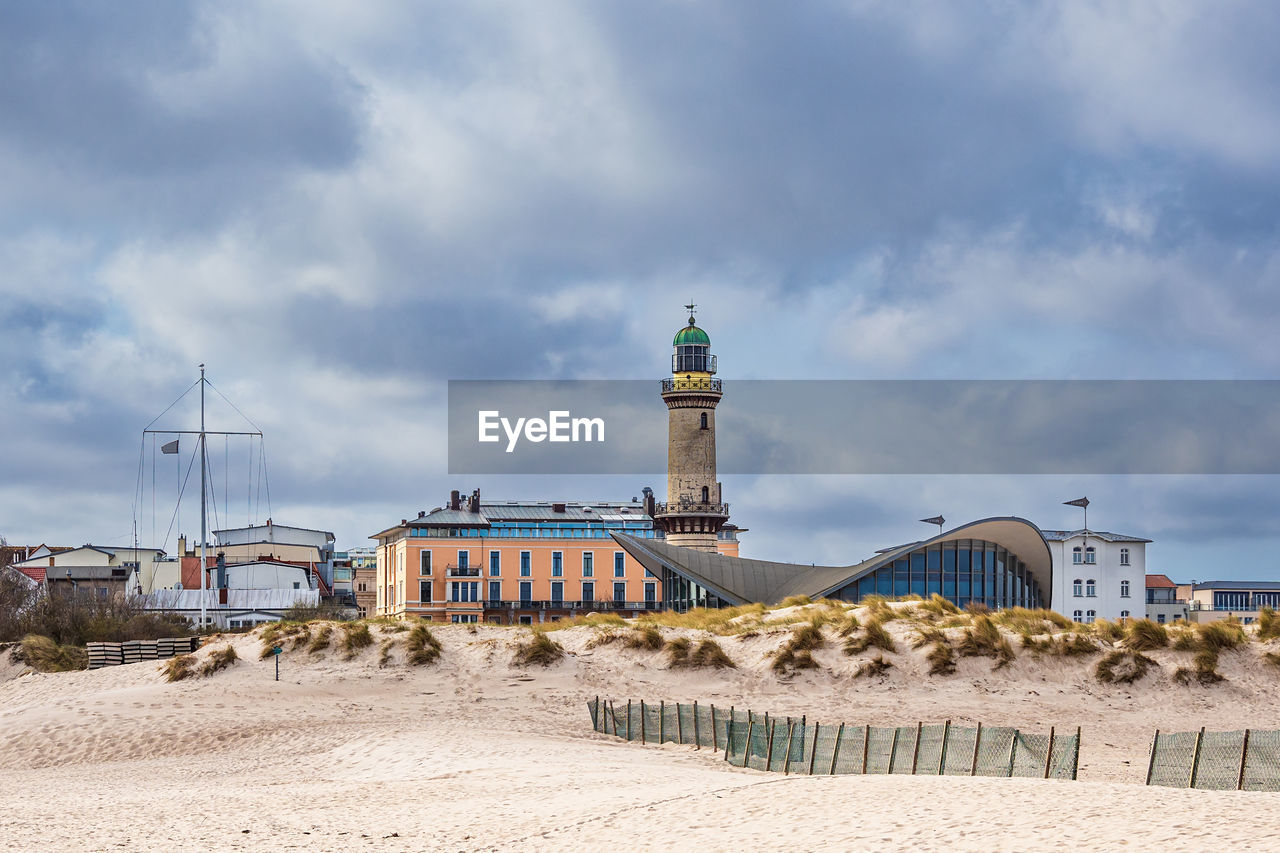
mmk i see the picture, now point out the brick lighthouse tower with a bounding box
[655,304,729,552]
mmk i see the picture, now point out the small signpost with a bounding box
[272,645,282,681]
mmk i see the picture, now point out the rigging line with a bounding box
[151,434,156,554]
[160,439,202,556]
[133,432,146,523]
[141,378,200,433]
[206,439,221,534]
[224,434,228,530]
[204,378,264,434]
[247,434,254,527]
[260,437,273,518]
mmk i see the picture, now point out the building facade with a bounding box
[1043,530,1149,623]
[1181,581,1280,625]
[370,490,745,623]
[1145,574,1189,624]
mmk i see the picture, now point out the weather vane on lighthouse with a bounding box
[685,301,697,324]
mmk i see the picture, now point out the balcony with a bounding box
[488,600,663,611]
[653,501,730,518]
[661,376,722,394]
[445,564,481,577]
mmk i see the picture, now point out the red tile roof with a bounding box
[1146,573,1177,589]
[12,566,46,583]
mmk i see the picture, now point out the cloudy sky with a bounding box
[3,1,1279,581]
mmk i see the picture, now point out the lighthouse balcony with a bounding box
[653,500,730,518]
[661,376,722,393]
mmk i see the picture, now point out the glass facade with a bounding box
[827,539,1044,610]
[659,567,731,612]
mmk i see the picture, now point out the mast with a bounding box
[200,364,207,629]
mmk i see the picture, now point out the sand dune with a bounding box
[3,608,1280,851]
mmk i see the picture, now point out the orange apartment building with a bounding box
[371,489,742,623]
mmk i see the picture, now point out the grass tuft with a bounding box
[512,630,564,667]
[667,637,736,669]
[1264,651,1280,669]
[926,641,956,676]
[911,626,949,650]
[777,594,812,608]
[918,594,960,619]
[855,654,894,678]
[585,628,624,649]
[163,654,196,682]
[198,644,238,677]
[1092,619,1125,643]
[624,625,665,651]
[771,620,828,674]
[406,624,442,665]
[1258,607,1280,641]
[341,622,374,659]
[843,616,896,655]
[308,625,332,654]
[1124,619,1168,652]
[20,634,87,672]
[1095,649,1156,684]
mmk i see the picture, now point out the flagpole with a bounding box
[200,364,207,630]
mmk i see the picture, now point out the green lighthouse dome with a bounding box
[673,323,711,347]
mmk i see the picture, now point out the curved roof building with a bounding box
[613,517,1052,611]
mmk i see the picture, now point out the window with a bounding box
[613,581,626,603]
[457,550,469,569]
[1073,610,1083,623]
[582,582,594,602]
[1120,580,1130,598]
[520,551,531,577]
[700,412,708,429]
[552,552,563,577]
[1120,547,1130,566]
[489,580,501,602]
[1157,613,1166,624]
[551,581,564,604]
[1085,546,1096,564]
[701,486,709,504]
[489,550,500,576]
[1073,579,1083,597]
[451,614,478,624]
[1085,610,1096,624]
[450,581,479,602]
[419,580,432,603]
[519,581,532,604]
[1086,580,1096,597]
[644,582,656,605]
[419,551,432,575]
[518,615,533,625]
[1072,547,1082,565]
[1120,610,1131,621]
[582,552,593,577]
[292,582,301,590]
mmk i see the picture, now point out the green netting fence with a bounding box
[587,698,1079,780]
[1147,728,1280,791]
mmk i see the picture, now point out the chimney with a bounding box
[468,489,481,514]
[178,534,187,557]
[418,510,426,518]
[552,502,566,513]
[450,490,461,511]
[642,486,655,518]
[216,552,227,589]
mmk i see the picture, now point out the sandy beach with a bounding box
[4,613,1280,852]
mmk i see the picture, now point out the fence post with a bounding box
[970,722,982,776]
[861,724,870,775]
[710,704,717,750]
[676,702,684,744]
[1073,726,1082,781]
[693,701,700,749]
[610,700,619,737]
[808,723,820,775]
[640,701,647,745]
[627,700,633,742]
[723,714,734,762]
[741,720,754,768]
[1144,729,1159,786]
[910,722,923,775]
[1043,727,1055,779]
[765,719,777,771]
[830,723,844,775]
[938,720,951,775]
[1188,727,1206,789]
[1238,729,1252,791]
[592,695,600,731]
[889,728,900,773]
[659,700,665,744]
[1006,731,1018,777]
[783,721,796,775]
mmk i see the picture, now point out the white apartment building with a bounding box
[1043,529,1150,623]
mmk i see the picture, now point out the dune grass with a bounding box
[406,624,442,665]
[1123,619,1168,652]
[666,637,736,669]
[163,653,196,682]
[637,603,767,635]
[855,654,894,678]
[956,615,1016,668]
[258,621,309,659]
[341,623,374,659]
[1092,619,1125,643]
[198,644,238,677]
[378,639,394,666]
[308,624,332,654]
[542,612,627,631]
[917,594,961,620]
[19,634,87,672]
[1264,651,1280,669]
[843,616,896,656]
[585,627,624,649]
[993,607,1072,636]
[1258,607,1280,641]
[926,641,956,676]
[624,625,665,651]
[1023,633,1099,658]
[911,626,949,650]
[512,630,564,667]
[1095,650,1156,684]
[772,620,827,674]
[776,595,812,608]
